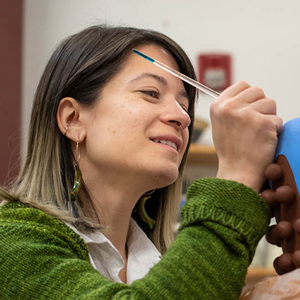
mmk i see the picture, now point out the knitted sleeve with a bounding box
[0,178,270,300]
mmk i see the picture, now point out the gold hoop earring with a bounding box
[138,190,156,230]
[70,141,82,201]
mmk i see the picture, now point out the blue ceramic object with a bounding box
[275,117,300,195]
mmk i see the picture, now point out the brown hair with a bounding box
[0,24,197,253]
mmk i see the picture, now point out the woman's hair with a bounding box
[0,24,197,253]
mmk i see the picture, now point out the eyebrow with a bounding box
[130,72,189,100]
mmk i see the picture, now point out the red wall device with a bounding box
[198,53,232,93]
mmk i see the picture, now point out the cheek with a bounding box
[85,111,146,156]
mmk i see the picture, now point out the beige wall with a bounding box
[22,0,300,148]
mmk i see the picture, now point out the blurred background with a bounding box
[1,0,299,270]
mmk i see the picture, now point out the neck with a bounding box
[81,176,148,260]
[79,162,157,259]
[100,199,132,259]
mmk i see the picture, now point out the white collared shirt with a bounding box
[67,219,161,284]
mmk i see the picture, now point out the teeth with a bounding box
[153,139,178,151]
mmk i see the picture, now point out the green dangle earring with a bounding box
[70,141,82,201]
[138,190,156,230]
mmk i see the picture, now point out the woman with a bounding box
[0,25,282,299]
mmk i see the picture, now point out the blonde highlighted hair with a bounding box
[0,25,196,253]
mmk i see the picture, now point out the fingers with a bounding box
[236,86,266,103]
[268,114,284,135]
[211,80,283,192]
[215,80,282,134]
[250,98,277,115]
[219,81,266,103]
[219,80,251,98]
[216,81,278,119]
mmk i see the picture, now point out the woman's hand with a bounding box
[211,81,283,192]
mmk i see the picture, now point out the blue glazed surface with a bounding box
[275,117,300,195]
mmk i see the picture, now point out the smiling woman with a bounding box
[0,25,282,299]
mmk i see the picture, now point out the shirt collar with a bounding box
[66,218,161,284]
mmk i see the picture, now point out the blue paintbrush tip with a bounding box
[132,49,154,63]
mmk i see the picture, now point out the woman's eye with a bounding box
[180,105,188,112]
[140,90,159,98]
[178,102,189,113]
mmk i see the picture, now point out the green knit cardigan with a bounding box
[0,178,271,300]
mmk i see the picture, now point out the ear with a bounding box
[56,97,86,143]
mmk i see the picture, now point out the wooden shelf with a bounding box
[247,267,277,278]
[245,267,277,289]
[187,144,218,166]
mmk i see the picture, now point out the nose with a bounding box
[161,100,191,130]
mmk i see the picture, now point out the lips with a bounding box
[150,135,183,152]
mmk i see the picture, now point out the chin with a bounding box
[153,168,179,188]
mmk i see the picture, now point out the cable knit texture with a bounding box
[0,178,271,300]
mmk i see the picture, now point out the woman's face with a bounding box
[80,44,191,192]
